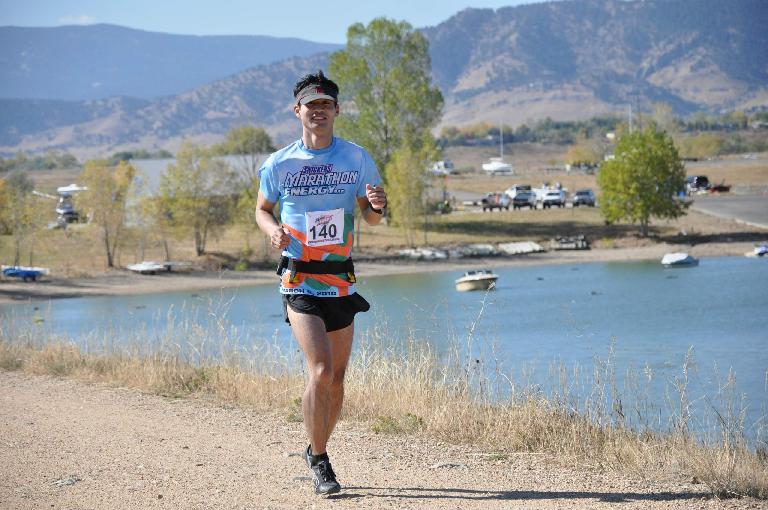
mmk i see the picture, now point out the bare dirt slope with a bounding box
[2,372,764,510]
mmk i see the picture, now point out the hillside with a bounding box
[426,0,768,126]
[0,24,341,101]
[1,0,766,157]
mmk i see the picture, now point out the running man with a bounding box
[255,70,387,496]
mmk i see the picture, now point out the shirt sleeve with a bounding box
[258,156,280,203]
[357,149,381,198]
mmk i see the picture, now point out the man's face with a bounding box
[294,99,339,133]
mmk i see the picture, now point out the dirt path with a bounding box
[2,371,763,509]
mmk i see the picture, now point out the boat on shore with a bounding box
[550,235,590,250]
[481,124,514,175]
[127,261,168,275]
[455,269,498,291]
[482,157,513,175]
[1,265,50,282]
[661,252,698,267]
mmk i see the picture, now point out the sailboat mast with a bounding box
[499,122,504,159]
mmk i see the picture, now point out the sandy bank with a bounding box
[0,241,759,305]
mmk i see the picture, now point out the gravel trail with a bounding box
[1,371,763,509]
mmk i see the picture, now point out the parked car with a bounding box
[512,191,537,210]
[429,159,456,175]
[482,192,511,211]
[541,189,566,208]
[504,184,532,200]
[572,188,596,207]
[686,175,710,194]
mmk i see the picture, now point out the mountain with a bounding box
[425,0,768,126]
[0,24,341,101]
[1,0,766,157]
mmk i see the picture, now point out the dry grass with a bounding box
[2,308,766,500]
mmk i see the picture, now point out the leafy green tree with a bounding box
[0,177,9,233]
[386,144,435,246]
[78,160,136,268]
[159,142,237,256]
[212,126,277,257]
[329,18,443,179]
[215,125,276,239]
[598,126,687,237]
[215,126,275,175]
[0,171,38,265]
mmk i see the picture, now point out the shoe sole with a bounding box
[315,484,341,496]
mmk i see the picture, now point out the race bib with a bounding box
[304,208,344,247]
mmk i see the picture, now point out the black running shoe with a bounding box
[303,445,341,495]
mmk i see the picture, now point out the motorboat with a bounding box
[661,252,698,267]
[455,269,498,291]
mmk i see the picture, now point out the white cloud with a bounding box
[57,15,98,26]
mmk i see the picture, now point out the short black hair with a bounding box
[293,70,339,102]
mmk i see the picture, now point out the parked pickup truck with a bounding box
[482,192,511,211]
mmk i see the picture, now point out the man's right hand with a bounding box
[270,225,291,249]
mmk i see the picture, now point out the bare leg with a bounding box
[326,323,354,439]
[287,309,353,455]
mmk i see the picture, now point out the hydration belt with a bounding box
[276,256,356,284]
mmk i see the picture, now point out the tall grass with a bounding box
[1,296,766,499]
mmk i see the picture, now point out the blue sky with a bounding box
[0,0,537,43]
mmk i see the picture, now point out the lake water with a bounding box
[2,256,767,440]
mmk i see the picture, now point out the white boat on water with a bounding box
[661,252,698,267]
[455,269,498,291]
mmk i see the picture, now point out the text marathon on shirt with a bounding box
[283,164,359,196]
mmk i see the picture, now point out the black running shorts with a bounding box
[282,293,371,332]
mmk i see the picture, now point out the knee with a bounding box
[331,366,347,389]
[310,362,334,387]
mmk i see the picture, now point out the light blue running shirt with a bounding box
[259,137,381,296]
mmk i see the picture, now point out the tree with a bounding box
[651,102,678,134]
[565,138,602,167]
[0,170,46,266]
[214,126,275,177]
[598,125,688,237]
[159,142,237,256]
[0,170,39,266]
[78,160,136,268]
[386,145,434,246]
[329,18,443,180]
[214,126,276,256]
